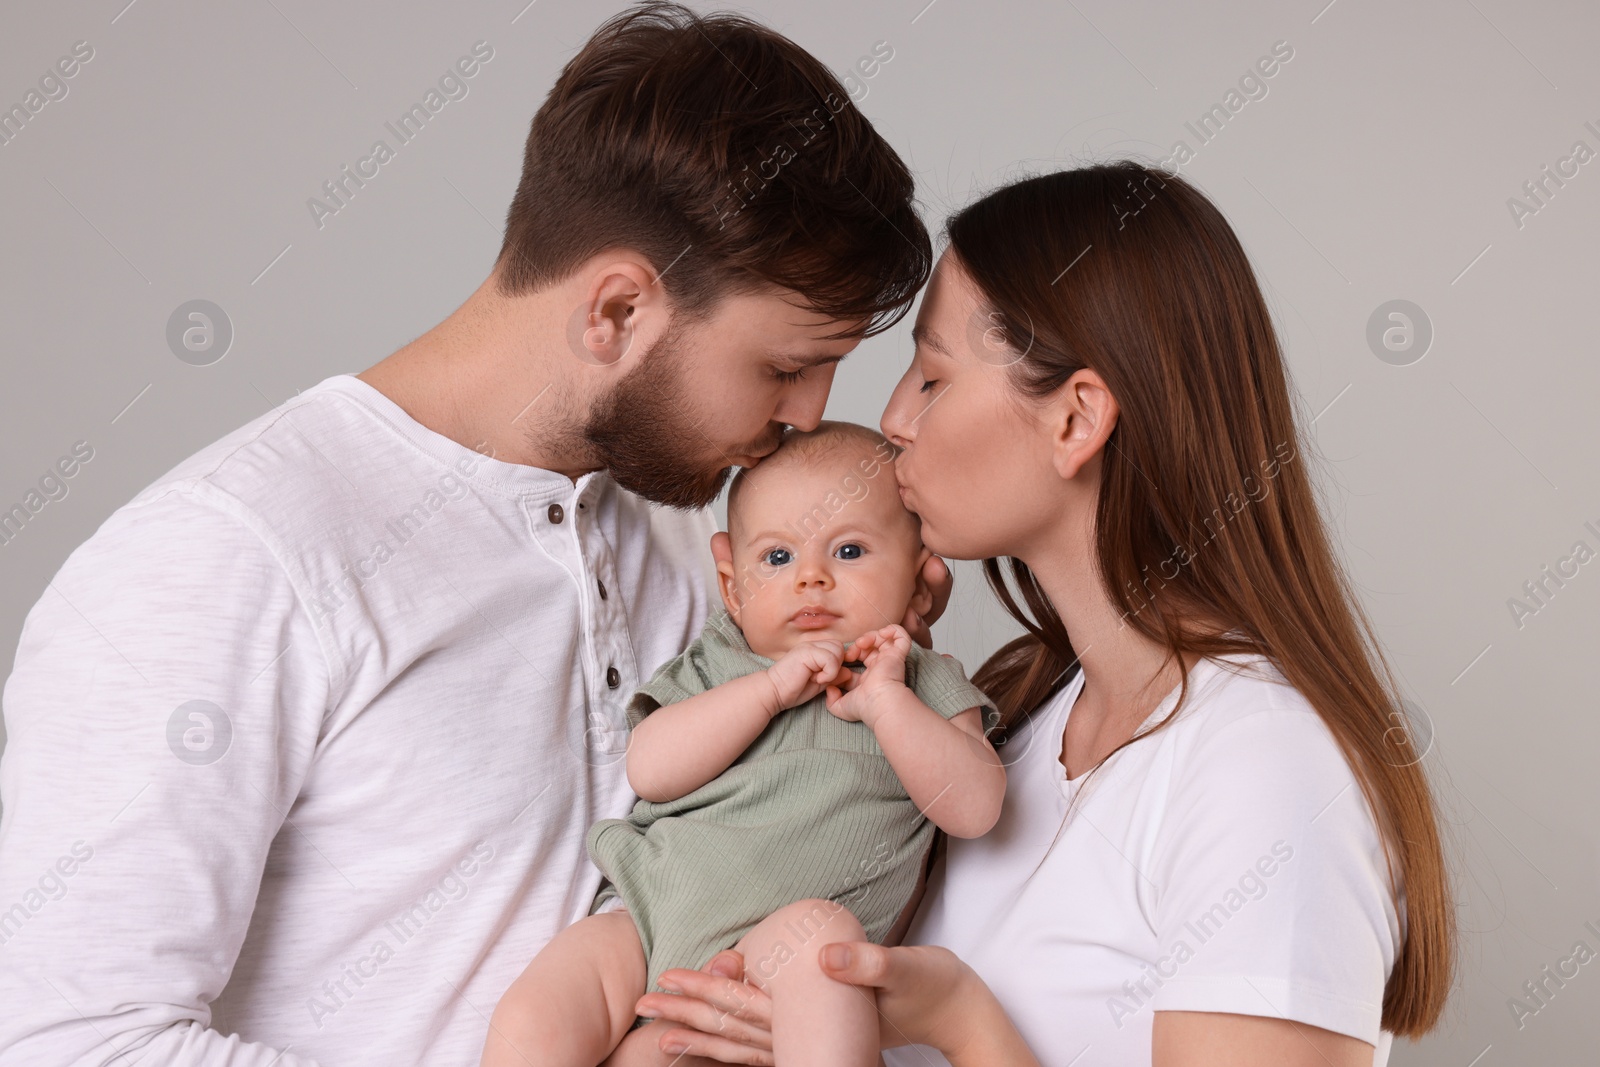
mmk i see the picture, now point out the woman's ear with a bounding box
[1050,368,1120,481]
[711,531,742,619]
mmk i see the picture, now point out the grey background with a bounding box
[1,0,1595,1062]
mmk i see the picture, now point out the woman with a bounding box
[618,162,1453,1066]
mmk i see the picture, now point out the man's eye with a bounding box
[774,367,807,384]
[763,548,793,567]
[835,543,864,561]
[919,378,940,393]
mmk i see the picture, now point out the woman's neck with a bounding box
[1023,527,1194,777]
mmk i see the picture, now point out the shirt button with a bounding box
[606,666,620,688]
[548,503,564,524]
[597,578,608,600]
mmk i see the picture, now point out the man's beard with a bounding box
[580,319,752,510]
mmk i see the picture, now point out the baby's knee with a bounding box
[741,898,866,989]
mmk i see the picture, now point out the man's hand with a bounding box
[901,554,953,649]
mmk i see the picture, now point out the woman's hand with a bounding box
[634,950,774,1064]
[640,939,1035,1065]
[902,554,953,649]
[817,940,984,1053]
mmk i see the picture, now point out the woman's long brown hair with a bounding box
[954,162,1452,1036]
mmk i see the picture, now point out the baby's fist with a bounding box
[764,639,850,714]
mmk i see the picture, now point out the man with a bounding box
[0,4,939,1064]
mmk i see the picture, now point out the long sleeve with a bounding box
[0,485,334,1067]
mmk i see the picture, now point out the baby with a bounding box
[481,421,1005,1067]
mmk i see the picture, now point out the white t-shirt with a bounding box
[885,653,1401,1067]
[0,374,718,1066]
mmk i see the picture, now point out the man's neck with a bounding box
[356,272,596,482]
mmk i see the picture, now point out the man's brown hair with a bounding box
[495,1,931,337]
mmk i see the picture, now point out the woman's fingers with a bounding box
[634,991,772,1055]
[922,555,953,624]
[819,940,898,986]
[821,941,965,988]
[902,556,953,647]
[637,962,773,1049]
[817,942,974,1052]
[653,1027,775,1066]
[704,949,744,980]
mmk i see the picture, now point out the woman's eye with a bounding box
[919,378,940,393]
[774,367,807,384]
[762,547,793,567]
[835,543,864,561]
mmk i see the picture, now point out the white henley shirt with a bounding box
[885,654,1402,1067]
[0,373,718,1066]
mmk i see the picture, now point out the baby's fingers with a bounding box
[824,685,862,723]
[845,631,879,660]
[880,624,913,654]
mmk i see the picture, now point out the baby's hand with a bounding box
[825,624,913,727]
[764,639,856,715]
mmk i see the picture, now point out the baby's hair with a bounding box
[726,421,898,542]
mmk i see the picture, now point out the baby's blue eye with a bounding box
[763,547,793,567]
[835,543,863,561]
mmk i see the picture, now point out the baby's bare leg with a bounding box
[480,909,646,1067]
[734,897,878,1067]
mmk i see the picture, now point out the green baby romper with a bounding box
[586,607,999,1026]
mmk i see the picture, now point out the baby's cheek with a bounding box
[745,602,797,656]
[857,569,917,627]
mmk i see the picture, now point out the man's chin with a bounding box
[610,461,733,511]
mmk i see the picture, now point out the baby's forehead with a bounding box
[730,454,915,547]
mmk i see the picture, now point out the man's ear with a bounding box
[907,543,936,621]
[1049,368,1121,481]
[711,531,742,619]
[574,254,670,368]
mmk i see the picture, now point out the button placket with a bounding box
[529,490,600,707]
[578,504,634,729]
